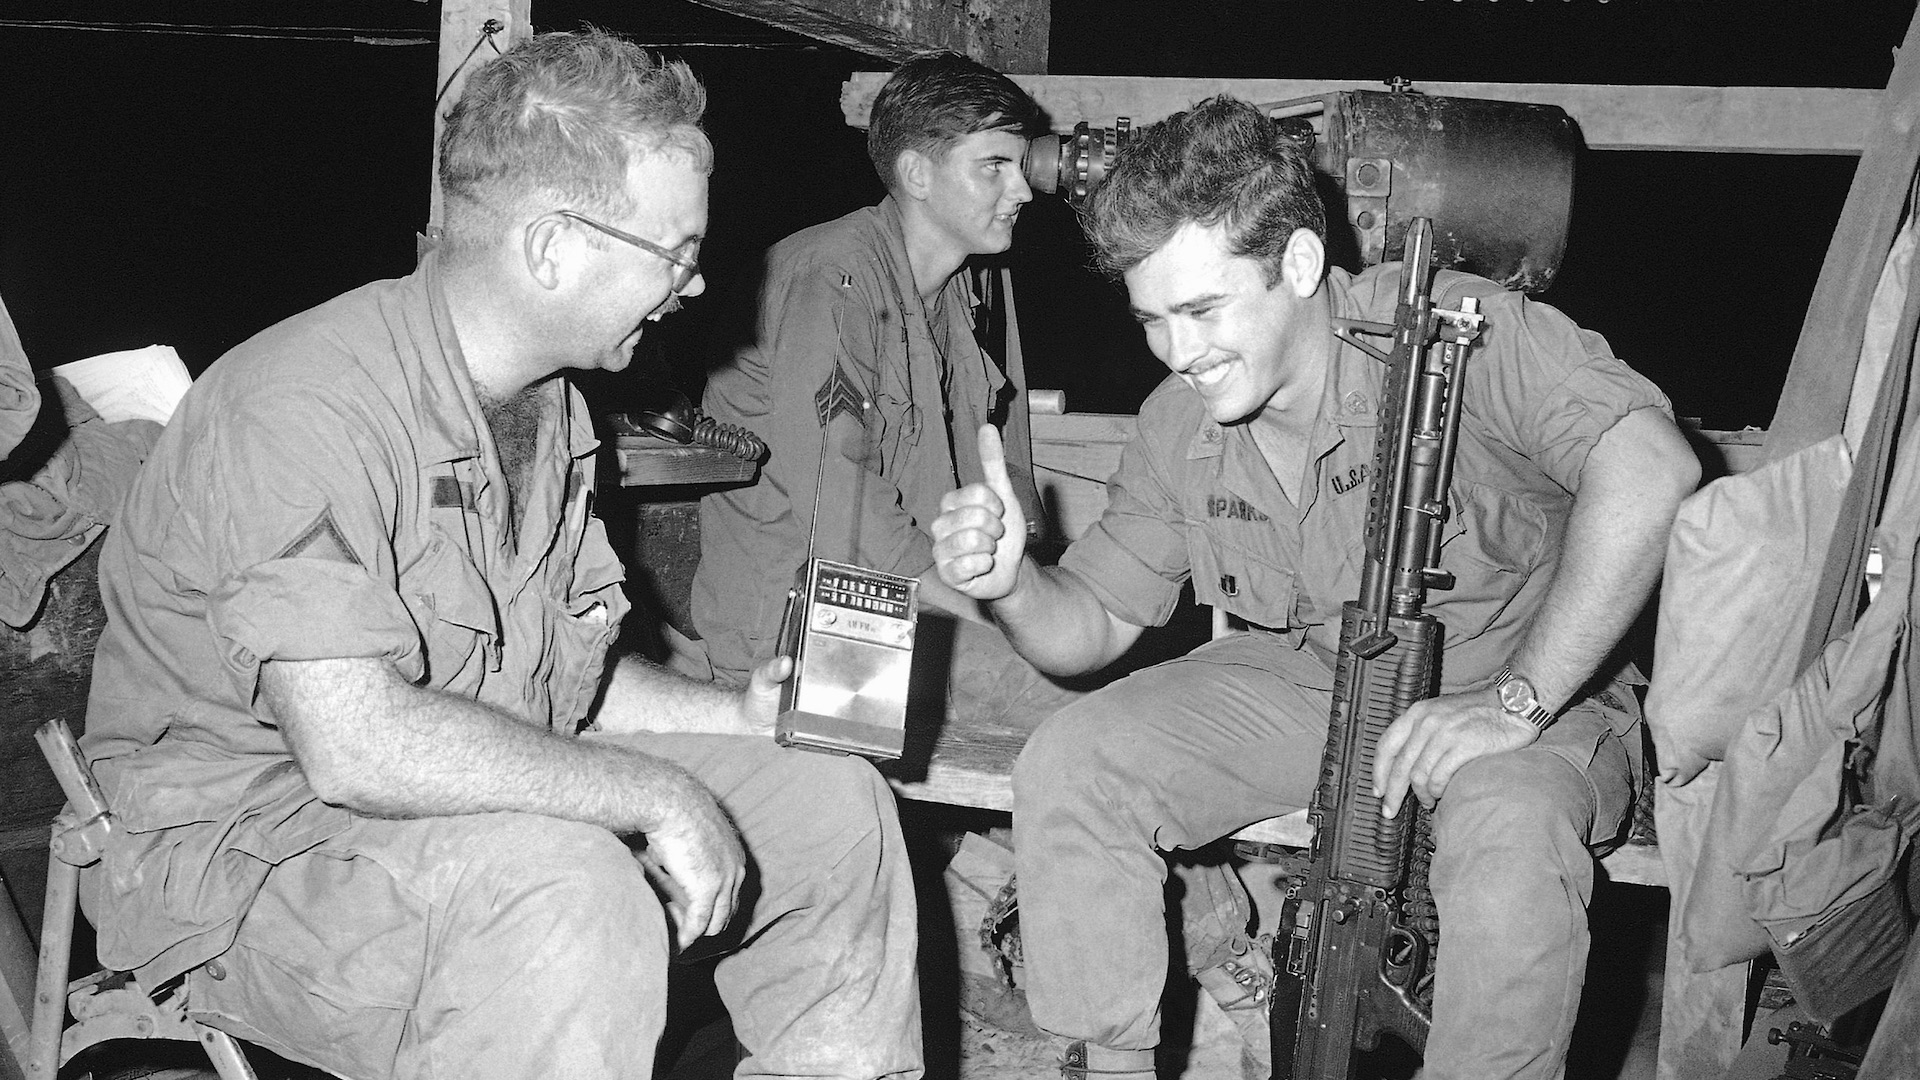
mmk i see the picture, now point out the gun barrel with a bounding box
[1279,216,1468,1080]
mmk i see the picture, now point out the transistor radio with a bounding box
[774,558,919,760]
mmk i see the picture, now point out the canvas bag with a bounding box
[1644,435,1851,784]
[1745,787,1920,1020]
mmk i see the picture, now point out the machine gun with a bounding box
[1269,217,1484,1079]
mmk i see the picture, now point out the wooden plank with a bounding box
[1600,843,1668,889]
[684,0,1049,73]
[1029,410,1132,543]
[615,440,759,487]
[428,0,531,234]
[1765,9,1920,462]
[843,74,1879,154]
[1695,426,1766,478]
[885,724,1027,812]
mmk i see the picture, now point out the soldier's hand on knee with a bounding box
[1372,689,1540,818]
[644,785,747,949]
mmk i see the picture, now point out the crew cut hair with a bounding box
[865,52,1044,193]
[438,27,712,258]
[1082,95,1326,286]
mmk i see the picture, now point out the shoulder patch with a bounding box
[277,509,363,567]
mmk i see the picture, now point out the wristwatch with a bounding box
[1493,665,1555,731]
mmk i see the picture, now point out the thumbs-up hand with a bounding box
[931,424,1029,602]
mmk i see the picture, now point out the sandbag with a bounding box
[1644,435,1851,785]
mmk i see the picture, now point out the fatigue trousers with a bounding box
[1010,632,1637,1080]
[186,735,923,1080]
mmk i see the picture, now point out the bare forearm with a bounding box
[989,559,1143,676]
[1508,409,1701,712]
[265,658,705,834]
[1508,521,1665,714]
[595,654,749,735]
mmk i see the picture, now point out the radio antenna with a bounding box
[809,358,869,566]
[803,417,828,570]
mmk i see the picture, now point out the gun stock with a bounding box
[1272,218,1483,1080]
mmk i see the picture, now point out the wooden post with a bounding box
[428,0,532,239]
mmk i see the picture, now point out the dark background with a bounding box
[3,0,1916,429]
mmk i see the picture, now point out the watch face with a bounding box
[1498,675,1537,713]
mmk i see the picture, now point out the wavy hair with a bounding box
[438,28,712,258]
[1081,96,1325,286]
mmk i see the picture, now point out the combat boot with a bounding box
[1195,934,1275,1080]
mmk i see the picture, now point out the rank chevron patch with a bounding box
[813,362,866,428]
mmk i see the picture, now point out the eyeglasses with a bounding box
[557,210,702,293]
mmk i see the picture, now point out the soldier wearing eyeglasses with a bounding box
[81,29,922,1080]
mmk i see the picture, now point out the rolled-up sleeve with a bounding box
[193,375,422,697]
[1058,412,1194,629]
[1470,291,1672,492]
[209,560,421,684]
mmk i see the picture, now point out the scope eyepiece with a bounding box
[1023,119,1132,207]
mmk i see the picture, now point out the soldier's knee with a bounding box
[1433,751,1591,854]
[1014,706,1099,801]
[1013,696,1166,812]
[759,751,902,874]
[457,816,663,952]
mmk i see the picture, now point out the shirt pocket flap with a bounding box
[1189,531,1296,630]
[408,536,499,689]
[1432,480,1548,639]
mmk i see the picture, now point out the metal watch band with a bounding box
[1494,665,1555,730]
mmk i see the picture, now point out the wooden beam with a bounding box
[428,0,531,235]
[843,74,1878,154]
[684,0,1048,73]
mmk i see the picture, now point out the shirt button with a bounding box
[1345,391,1368,413]
[1219,574,1238,597]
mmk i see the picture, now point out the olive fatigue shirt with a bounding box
[1059,264,1672,723]
[82,251,629,985]
[695,197,1038,680]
